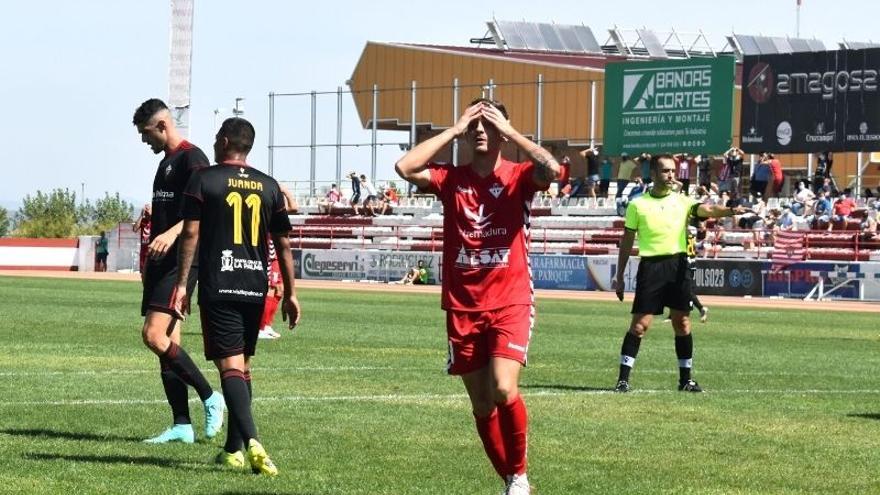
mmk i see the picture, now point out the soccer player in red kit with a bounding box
[395,99,561,495]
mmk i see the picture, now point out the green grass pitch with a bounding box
[0,276,878,494]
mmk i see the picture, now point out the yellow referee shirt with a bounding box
[624,192,698,257]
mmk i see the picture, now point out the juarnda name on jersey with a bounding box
[227,178,264,191]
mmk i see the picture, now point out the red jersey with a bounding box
[427,159,546,311]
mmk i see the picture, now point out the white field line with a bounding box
[0,366,863,378]
[3,389,880,407]
[0,366,416,377]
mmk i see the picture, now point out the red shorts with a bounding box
[445,304,534,375]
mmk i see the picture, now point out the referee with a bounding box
[613,154,749,393]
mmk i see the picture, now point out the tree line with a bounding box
[0,188,136,238]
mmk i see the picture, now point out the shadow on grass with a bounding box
[847,413,880,421]
[521,384,612,392]
[217,492,321,495]
[24,452,211,470]
[1,428,143,443]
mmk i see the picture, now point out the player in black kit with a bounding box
[132,98,224,444]
[173,117,301,475]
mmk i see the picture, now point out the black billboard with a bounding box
[740,48,880,153]
[691,259,764,297]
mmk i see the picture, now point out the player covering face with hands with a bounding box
[395,99,562,495]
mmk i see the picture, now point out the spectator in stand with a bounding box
[348,171,362,216]
[398,260,429,285]
[696,154,713,191]
[765,153,783,198]
[599,155,613,198]
[831,192,856,231]
[617,177,648,216]
[318,183,343,215]
[360,174,379,216]
[638,152,652,186]
[720,147,744,195]
[616,153,637,200]
[380,182,400,215]
[580,147,601,204]
[706,224,726,259]
[751,154,771,199]
[673,153,693,195]
[694,185,711,203]
[861,206,880,241]
[807,190,833,229]
[813,151,833,193]
[821,177,836,196]
[280,183,298,214]
[864,187,875,199]
[792,181,815,216]
[778,206,797,231]
[95,230,109,272]
[134,203,152,275]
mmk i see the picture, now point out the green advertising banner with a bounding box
[603,56,735,156]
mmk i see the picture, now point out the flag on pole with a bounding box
[771,231,806,272]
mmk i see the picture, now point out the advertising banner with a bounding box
[691,259,763,296]
[298,249,440,284]
[530,255,594,290]
[604,56,735,155]
[740,48,880,153]
[762,261,860,298]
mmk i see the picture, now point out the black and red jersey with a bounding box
[151,141,209,241]
[182,162,292,304]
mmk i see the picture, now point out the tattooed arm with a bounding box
[480,104,562,188]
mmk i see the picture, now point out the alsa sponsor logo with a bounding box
[455,246,510,268]
[220,250,265,272]
[456,186,474,194]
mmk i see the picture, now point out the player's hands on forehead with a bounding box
[479,103,513,136]
[453,103,483,135]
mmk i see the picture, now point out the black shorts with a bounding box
[632,253,692,315]
[198,300,263,360]
[95,252,108,263]
[141,258,198,317]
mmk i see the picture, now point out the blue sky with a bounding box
[1,0,875,209]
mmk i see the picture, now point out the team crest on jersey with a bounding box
[220,250,234,272]
[489,183,503,198]
[164,163,173,177]
[238,168,249,178]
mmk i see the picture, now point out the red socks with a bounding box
[260,295,280,328]
[497,394,528,476]
[474,394,529,480]
[474,408,508,480]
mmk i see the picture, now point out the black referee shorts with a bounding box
[141,257,198,317]
[631,253,692,315]
[198,300,263,361]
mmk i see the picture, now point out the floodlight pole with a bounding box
[371,84,378,179]
[310,90,317,197]
[487,78,495,100]
[336,86,343,187]
[589,80,597,147]
[536,74,544,146]
[410,80,417,176]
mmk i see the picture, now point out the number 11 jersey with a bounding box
[182,162,292,304]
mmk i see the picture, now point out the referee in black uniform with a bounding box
[613,154,749,393]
